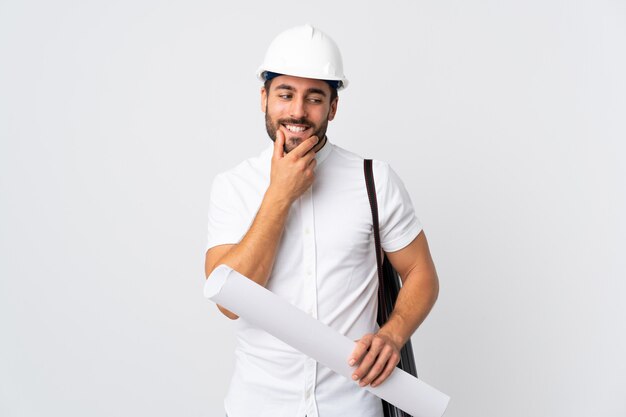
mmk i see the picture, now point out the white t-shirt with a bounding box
[206,141,422,417]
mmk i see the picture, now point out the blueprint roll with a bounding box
[204,264,450,417]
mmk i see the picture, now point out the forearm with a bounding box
[213,188,292,287]
[348,266,439,388]
[378,267,439,348]
[207,188,292,319]
[206,133,318,319]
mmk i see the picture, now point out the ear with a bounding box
[260,87,268,113]
[327,97,339,121]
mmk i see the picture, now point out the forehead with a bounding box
[269,74,331,95]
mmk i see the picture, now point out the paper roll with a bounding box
[205,264,450,417]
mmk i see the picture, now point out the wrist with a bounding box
[378,321,408,350]
[264,186,294,211]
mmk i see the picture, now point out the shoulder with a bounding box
[330,143,365,163]
[212,145,272,189]
[331,143,393,170]
[324,143,402,186]
[208,145,272,210]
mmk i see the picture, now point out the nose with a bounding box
[289,97,307,119]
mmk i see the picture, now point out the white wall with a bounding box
[1,1,624,416]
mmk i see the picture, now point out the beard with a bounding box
[265,114,329,153]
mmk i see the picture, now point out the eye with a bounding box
[278,93,292,100]
[307,97,323,104]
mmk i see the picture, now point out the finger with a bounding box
[353,349,379,383]
[290,135,319,158]
[359,345,393,387]
[273,130,285,159]
[304,159,317,179]
[352,337,384,382]
[349,334,372,367]
[370,351,399,388]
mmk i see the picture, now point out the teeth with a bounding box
[284,124,307,133]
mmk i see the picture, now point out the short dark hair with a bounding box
[264,77,338,103]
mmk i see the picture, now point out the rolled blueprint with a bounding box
[205,264,450,417]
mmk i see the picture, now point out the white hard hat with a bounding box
[257,24,349,90]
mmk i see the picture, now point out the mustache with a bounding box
[278,117,314,128]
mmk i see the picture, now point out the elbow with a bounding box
[205,246,240,320]
[430,272,440,305]
[218,304,239,320]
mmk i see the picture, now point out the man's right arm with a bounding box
[204,132,319,319]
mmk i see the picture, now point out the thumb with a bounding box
[273,129,285,159]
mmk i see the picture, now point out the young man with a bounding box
[205,24,439,417]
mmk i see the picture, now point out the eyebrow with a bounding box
[275,84,327,97]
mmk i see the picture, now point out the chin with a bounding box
[287,137,303,148]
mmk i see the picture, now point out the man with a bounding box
[205,24,439,417]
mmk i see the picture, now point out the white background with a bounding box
[1,1,625,416]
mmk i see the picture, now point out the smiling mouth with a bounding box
[282,123,310,134]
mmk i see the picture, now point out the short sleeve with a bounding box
[374,161,422,252]
[205,173,251,251]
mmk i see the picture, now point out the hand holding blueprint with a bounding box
[204,264,450,417]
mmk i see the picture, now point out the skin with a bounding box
[205,74,439,389]
[262,75,337,153]
[348,233,439,387]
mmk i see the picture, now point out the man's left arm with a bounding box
[349,230,439,388]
